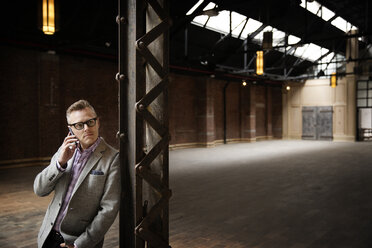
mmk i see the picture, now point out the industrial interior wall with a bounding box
[169,73,283,149]
[282,77,356,141]
[0,45,283,166]
[0,45,118,167]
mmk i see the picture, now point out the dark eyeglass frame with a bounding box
[68,117,98,130]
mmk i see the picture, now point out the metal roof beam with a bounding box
[170,0,211,37]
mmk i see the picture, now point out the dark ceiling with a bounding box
[1,0,371,81]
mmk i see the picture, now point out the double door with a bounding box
[302,106,333,140]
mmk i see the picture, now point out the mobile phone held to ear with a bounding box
[68,127,79,147]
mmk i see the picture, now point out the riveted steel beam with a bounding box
[118,0,172,247]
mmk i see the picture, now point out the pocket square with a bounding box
[90,170,104,175]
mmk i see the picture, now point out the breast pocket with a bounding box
[87,173,106,187]
[79,174,107,200]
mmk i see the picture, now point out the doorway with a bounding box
[302,106,333,140]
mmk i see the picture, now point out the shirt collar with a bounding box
[78,137,101,154]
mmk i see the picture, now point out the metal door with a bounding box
[302,107,317,140]
[317,106,333,140]
[302,106,333,140]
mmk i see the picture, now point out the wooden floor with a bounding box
[1,140,372,248]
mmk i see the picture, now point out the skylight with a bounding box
[321,6,335,21]
[301,1,323,17]
[207,10,246,35]
[272,29,286,46]
[239,19,263,38]
[187,1,347,77]
[192,3,249,36]
[288,35,301,45]
[331,16,357,33]
[186,0,204,15]
[300,0,357,32]
[230,18,249,37]
[293,43,324,62]
[300,1,334,21]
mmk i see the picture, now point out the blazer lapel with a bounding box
[71,140,107,196]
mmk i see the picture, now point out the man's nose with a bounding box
[83,123,90,130]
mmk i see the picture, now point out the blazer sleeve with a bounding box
[33,151,66,197]
[74,152,121,248]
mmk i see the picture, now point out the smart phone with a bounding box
[68,127,79,146]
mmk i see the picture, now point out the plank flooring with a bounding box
[1,140,372,248]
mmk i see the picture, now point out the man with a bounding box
[34,100,120,248]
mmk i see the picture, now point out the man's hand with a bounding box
[60,243,75,248]
[57,133,79,167]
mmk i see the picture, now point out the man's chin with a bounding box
[81,138,97,149]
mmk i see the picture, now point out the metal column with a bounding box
[117,0,171,247]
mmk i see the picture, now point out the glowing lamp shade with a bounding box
[256,51,264,75]
[330,72,337,88]
[42,0,55,35]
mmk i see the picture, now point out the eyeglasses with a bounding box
[68,118,97,130]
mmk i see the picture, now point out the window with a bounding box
[357,81,372,107]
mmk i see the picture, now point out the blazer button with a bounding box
[51,222,54,226]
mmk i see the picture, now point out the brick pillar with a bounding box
[240,83,250,141]
[345,29,358,141]
[266,86,273,138]
[197,79,215,146]
[247,84,256,141]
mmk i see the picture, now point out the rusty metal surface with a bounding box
[135,0,171,246]
[117,0,146,247]
[118,0,170,247]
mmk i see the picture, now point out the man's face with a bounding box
[67,107,100,150]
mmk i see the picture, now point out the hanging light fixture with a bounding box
[262,31,273,50]
[242,80,247,86]
[42,0,55,35]
[330,72,337,88]
[256,51,264,75]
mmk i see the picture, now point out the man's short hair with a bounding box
[66,100,97,119]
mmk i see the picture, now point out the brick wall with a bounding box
[0,45,283,164]
[213,82,224,141]
[255,85,267,137]
[0,47,40,160]
[0,45,118,165]
[226,83,241,141]
[169,74,283,148]
[272,87,283,138]
[168,74,199,145]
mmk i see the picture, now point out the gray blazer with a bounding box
[34,139,121,248]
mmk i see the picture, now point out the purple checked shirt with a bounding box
[53,137,101,232]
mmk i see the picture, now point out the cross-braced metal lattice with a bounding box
[134,0,171,247]
[118,0,170,246]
